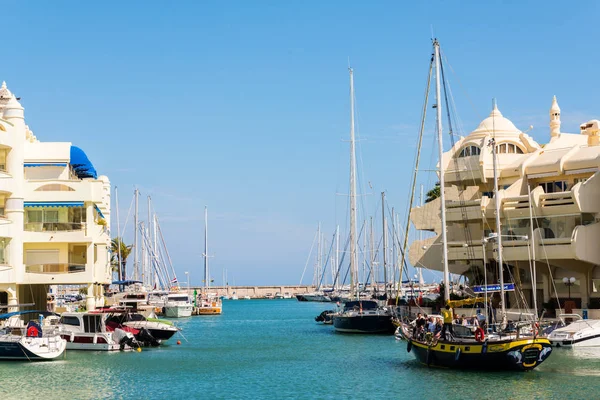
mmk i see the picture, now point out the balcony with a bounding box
[24,222,83,232]
[446,197,490,222]
[23,222,92,243]
[539,191,579,216]
[447,241,484,261]
[25,263,85,274]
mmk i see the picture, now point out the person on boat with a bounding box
[427,316,436,333]
[433,317,443,339]
[441,304,454,340]
[461,314,468,326]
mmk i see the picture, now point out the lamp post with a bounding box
[563,277,576,300]
[185,271,190,295]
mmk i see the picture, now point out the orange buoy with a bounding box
[177,340,181,345]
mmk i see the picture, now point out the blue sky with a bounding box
[3,1,599,285]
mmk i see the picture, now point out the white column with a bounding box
[6,286,17,313]
[4,97,25,285]
[86,282,95,311]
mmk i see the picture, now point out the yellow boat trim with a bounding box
[411,338,550,354]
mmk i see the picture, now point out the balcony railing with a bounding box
[25,263,86,274]
[24,222,84,232]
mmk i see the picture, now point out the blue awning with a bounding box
[94,204,105,219]
[24,201,84,208]
[24,163,68,167]
[112,280,142,286]
[70,146,97,179]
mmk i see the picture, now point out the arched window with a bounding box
[458,145,481,158]
[495,142,524,154]
[34,184,75,192]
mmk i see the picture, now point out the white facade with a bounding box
[409,97,600,309]
[0,82,111,312]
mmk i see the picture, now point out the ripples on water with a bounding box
[0,301,598,399]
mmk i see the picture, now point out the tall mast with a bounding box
[204,206,209,289]
[528,183,538,319]
[133,188,139,281]
[115,186,122,281]
[316,222,321,289]
[419,184,424,285]
[335,225,340,291]
[370,217,375,293]
[349,67,358,299]
[491,98,506,321]
[381,192,387,298]
[147,196,152,287]
[434,40,450,303]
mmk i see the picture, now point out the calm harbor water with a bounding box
[0,300,598,399]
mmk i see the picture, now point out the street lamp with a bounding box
[562,277,576,299]
[185,271,190,294]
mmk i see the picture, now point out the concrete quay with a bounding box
[189,285,316,299]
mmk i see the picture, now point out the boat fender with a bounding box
[475,327,485,342]
[70,332,75,342]
[93,334,98,345]
[533,322,539,337]
[26,326,39,337]
[407,340,412,353]
[455,347,461,362]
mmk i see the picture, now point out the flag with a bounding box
[170,277,178,284]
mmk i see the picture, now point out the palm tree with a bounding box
[425,182,440,203]
[111,237,133,281]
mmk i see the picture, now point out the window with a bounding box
[495,143,524,154]
[458,145,481,158]
[44,210,59,223]
[26,210,43,223]
[60,316,80,326]
[539,181,568,193]
[35,184,75,192]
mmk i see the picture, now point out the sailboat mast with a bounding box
[370,217,375,293]
[133,188,139,281]
[204,206,209,289]
[419,184,424,285]
[115,186,122,281]
[491,98,506,320]
[381,192,387,298]
[528,183,538,319]
[316,222,321,288]
[349,67,358,299]
[335,224,340,291]
[434,40,450,303]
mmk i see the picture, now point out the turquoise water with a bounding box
[0,300,598,399]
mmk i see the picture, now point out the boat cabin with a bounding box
[59,313,104,333]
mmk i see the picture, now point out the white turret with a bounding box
[3,93,24,120]
[550,95,561,137]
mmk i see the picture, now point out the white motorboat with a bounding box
[164,293,193,318]
[548,314,600,347]
[57,312,138,351]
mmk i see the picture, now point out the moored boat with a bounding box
[332,301,394,334]
[58,311,139,351]
[0,311,67,361]
[164,293,193,318]
[548,314,600,347]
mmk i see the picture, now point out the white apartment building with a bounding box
[409,97,600,311]
[0,82,111,313]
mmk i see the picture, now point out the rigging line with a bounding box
[155,216,178,283]
[440,54,477,263]
[299,229,319,286]
[317,229,337,290]
[396,54,433,304]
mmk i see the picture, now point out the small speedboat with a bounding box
[548,314,600,347]
[315,310,335,325]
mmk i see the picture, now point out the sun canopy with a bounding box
[0,310,59,319]
[446,297,487,308]
[24,201,84,208]
[24,163,68,167]
[112,280,143,286]
[70,145,97,179]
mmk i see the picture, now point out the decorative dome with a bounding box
[470,103,521,137]
[0,81,13,110]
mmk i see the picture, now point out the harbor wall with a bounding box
[188,285,316,298]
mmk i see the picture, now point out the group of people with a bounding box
[412,305,487,342]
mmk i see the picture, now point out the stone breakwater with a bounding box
[190,285,316,298]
